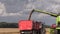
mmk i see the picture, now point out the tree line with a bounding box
[0,22,50,28]
[0,22,18,28]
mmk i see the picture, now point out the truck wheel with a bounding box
[32,30,37,34]
[20,32,25,34]
[38,29,41,34]
[33,30,39,34]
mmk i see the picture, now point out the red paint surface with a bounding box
[18,20,32,30]
[33,23,40,30]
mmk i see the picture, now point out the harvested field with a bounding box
[0,28,20,34]
[45,28,50,34]
[0,28,50,34]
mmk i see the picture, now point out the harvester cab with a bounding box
[18,9,46,34]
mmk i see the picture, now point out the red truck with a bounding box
[18,20,42,34]
[18,9,46,34]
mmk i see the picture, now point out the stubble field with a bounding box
[0,28,50,34]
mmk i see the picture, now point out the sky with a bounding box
[0,0,60,25]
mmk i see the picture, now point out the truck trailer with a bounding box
[18,20,44,34]
[18,9,46,34]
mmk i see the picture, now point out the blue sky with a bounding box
[0,0,60,25]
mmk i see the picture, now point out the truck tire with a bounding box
[20,31,32,34]
[32,30,37,34]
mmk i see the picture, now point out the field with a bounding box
[0,28,50,34]
[45,28,50,34]
[0,28,20,34]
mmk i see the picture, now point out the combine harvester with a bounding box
[18,9,46,34]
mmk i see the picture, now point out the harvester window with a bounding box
[58,21,60,27]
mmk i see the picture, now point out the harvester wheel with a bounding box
[54,29,57,34]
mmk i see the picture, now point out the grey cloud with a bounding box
[0,0,28,13]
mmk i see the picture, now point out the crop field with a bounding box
[45,28,50,34]
[0,28,50,34]
[0,28,20,34]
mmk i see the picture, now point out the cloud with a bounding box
[0,0,50,17]
[0,0,60,25]
[23,0,60,25]
[46,5,60,13]
[0,2,23,17]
